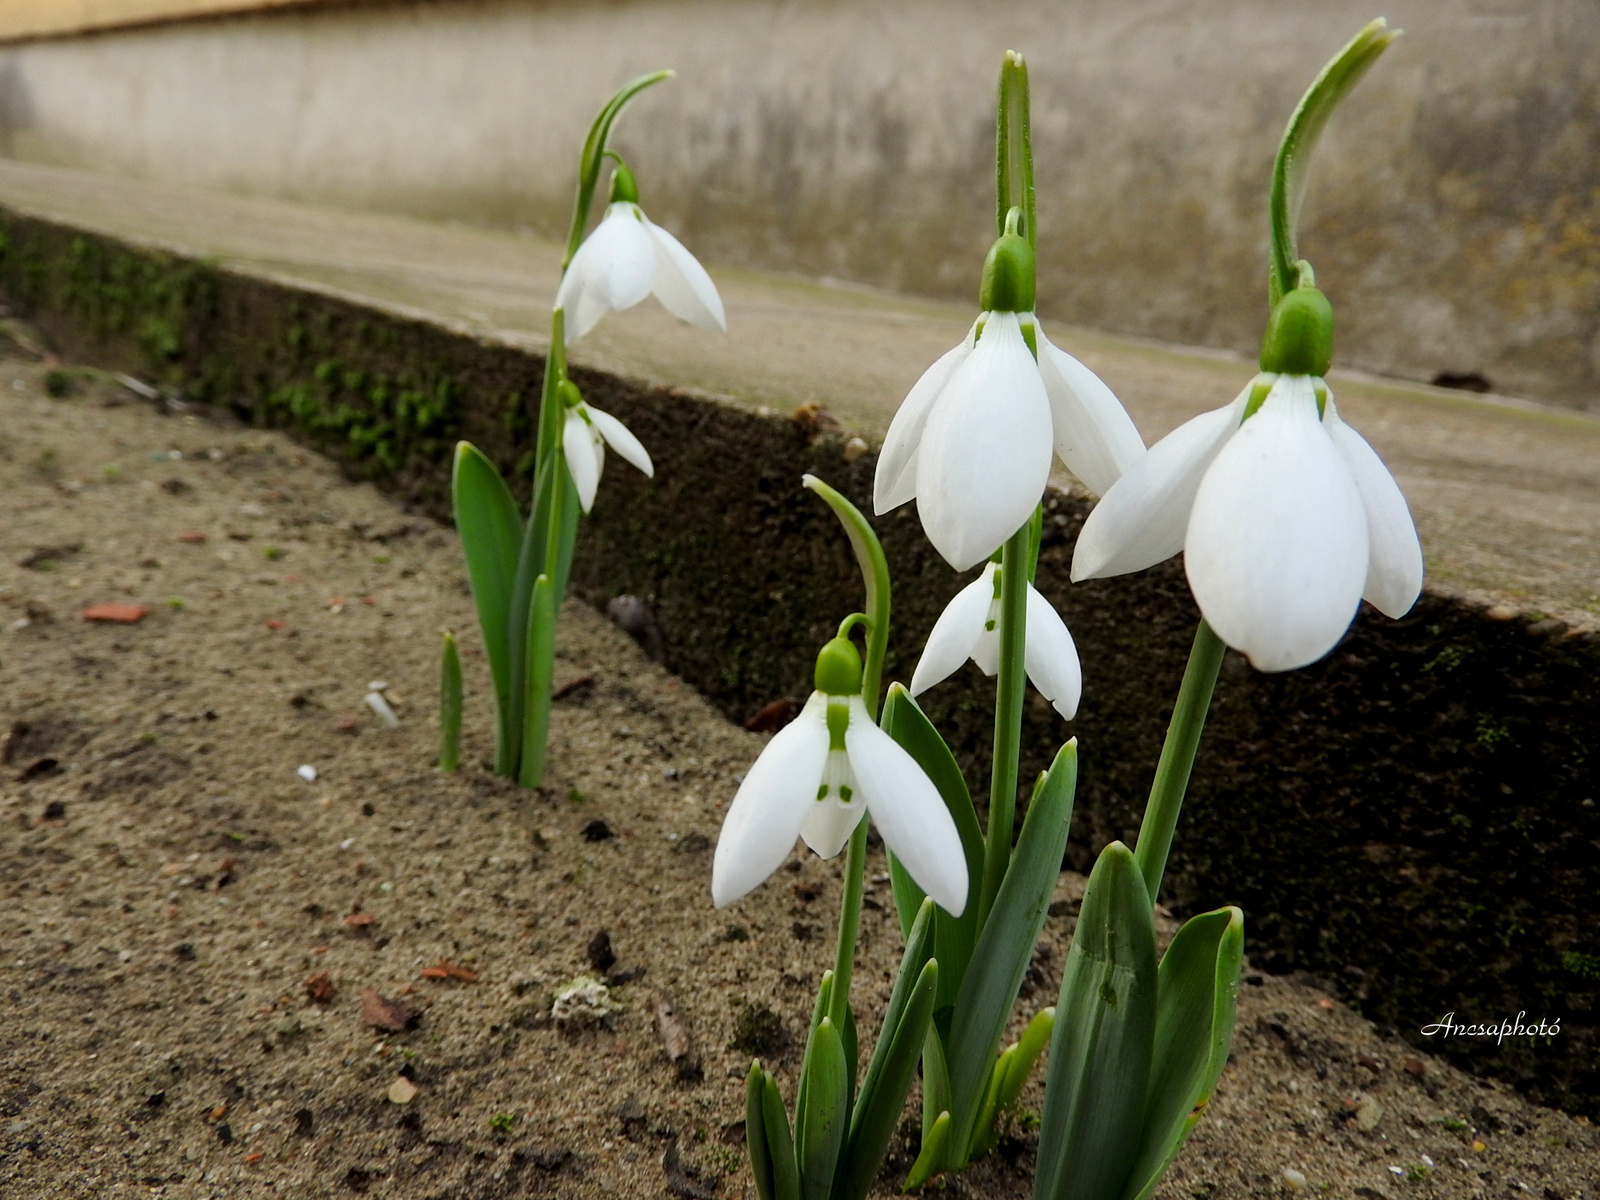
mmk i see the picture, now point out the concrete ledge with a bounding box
[0,206,1595,1118]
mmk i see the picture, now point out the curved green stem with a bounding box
[995,51,1035,249]
[1268,19,1398,305]
[977,523,1032,929]
[562,70,674,273]
[1132,619,1227,903]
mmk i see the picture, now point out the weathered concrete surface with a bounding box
[0,162,1595,1118]
[1,159,1595,630]
[0,1,1598,407]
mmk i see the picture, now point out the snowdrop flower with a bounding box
[554,163,725,344]
[559,381,653,513]
[911,562,1082,720]
[874,217,1144,571]
[712,636,967,915]
[1072,286,1423,672]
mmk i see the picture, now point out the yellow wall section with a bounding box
[0,0,329,43]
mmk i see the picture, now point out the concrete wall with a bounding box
[0,0,1597,408]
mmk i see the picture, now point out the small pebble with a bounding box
[296,764,318,782]
[339,838,355,851]
[387,1077,419,1105]
[365,691,400,729]
[1280,1167,1307,1190]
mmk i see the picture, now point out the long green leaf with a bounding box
[1269,19,1399,303]
[803,474,891,716]
[761,1070,801,1200]
[747,1060,777,1200]
[451,442,523,773]
[880,684,984,1011]
[517,574,556,788]
[945,740,1077,1164]
[797,1018,849,1200]
[1123,907,1244,1200]
[921,1024,952,1146]
[563,71,675,272]
[838,958,938,1200]
[1033,842,1157,1200]
[904,1109,950,1192]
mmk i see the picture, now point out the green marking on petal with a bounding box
[817,784,829,801]
[839,785,853,802]
[826,699,851,751]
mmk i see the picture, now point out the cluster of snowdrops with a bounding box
[444,23,1418,1200]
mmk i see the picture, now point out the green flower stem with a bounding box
[978,523,1032,929]
[1132,619,1227,903]
[828,820,870,1031]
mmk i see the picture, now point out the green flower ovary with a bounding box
[1259,286,1333,377]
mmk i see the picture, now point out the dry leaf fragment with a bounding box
[360,989,420,1032]
[420,959,478,983]
[654,993,702,1081]
[344,912,376,928]
[303,971,335,1004]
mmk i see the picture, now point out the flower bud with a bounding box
[1259,286,1334,377]
[813,636,864,696]
[978,232,1036,314]
[557,380,584,410]
[608,163,639,205]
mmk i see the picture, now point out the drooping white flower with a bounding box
[555,200,726,344]
[911,562,1082,720]
[1072,372,1422,672]
[561,396,653,513]
[873,311,1144,572]
[712,638,967,915]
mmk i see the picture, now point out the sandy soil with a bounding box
[0,356,1594,1199]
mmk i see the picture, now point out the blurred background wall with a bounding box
[0,0,1595,408]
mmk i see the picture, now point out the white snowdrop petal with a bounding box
[587,405,654,478]
[1185,377,1369,672]
[563,409,601,513]
[845,700,967,916]
[874,332,975,514]
[566,285,611,344]
[644,218,727,332]
[915,312,1054,570]
[1023,585,1083,720]
[800,799,864,860]
[971,626,1001,676]
[1324,403,1423,619]
[910,566,994,697]
[711,697,830,907]
[1071,386,1252,581]
[1037,329,1146,497]
[587,203,657,312]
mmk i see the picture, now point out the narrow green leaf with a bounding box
[451,442,523,774]
[563,71,675,272]
[946,740,1077,1163]
[1269,19,1399,303]
[796,1018,849,1200]
[968,1042,1017,1160]
[794,971,834,1153]
[880,684,984,1010]
[803,474,891,717]
[997,1005,1054,1113]
[517,574,556,788]
[1033,842,1157,1200]
[852,900,935,1135]
[839,958,938,1200]
[762,1071,802,1200]
[920,1026,951,1147]
[903,1109,950,1192]
[438,631,462,772]
[747,1060,777,1200]
[1122,907,1245,1200]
